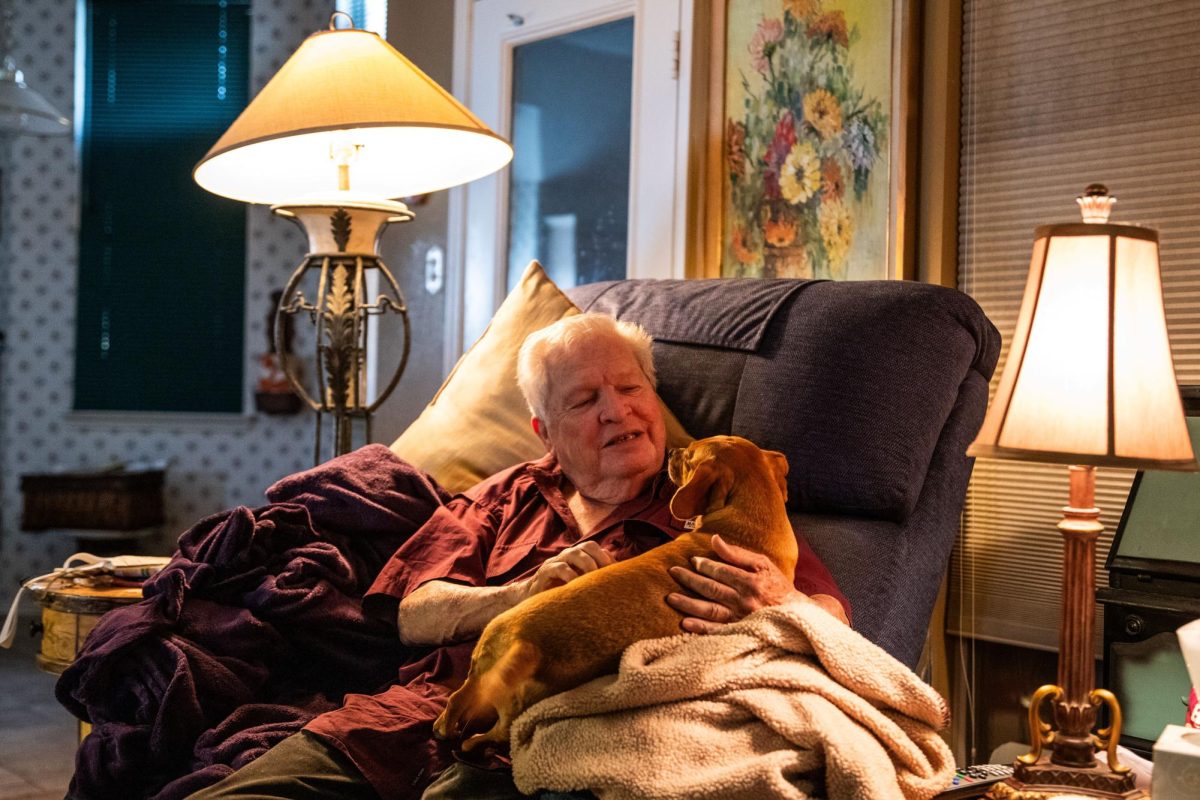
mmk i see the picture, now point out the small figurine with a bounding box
[255,290,303,414]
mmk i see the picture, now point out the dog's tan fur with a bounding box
[431,435,798,751]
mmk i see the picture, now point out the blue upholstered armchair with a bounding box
[569,277,1000,669]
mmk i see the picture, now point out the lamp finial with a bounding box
[328,11,355,31]
[1077,183,1116,224]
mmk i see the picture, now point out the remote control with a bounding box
[935,763,1014,799]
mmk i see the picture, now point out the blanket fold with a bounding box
[510,599,954,800]
[55,445,450,800]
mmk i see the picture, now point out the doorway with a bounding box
[449,0,692,359]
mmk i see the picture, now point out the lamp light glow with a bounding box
[969,222,1194,470]
[193,27,512,204]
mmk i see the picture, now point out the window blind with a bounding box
[75,0,250,413]
[953,0,1200,651]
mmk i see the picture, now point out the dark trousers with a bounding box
[186,731,378,800]
[185,731,531,800]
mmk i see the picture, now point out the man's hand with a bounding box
[666,534,848,633]
[398,541,618,646]
[523,540,614,599]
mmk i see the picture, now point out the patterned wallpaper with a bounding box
[0,0,336,595]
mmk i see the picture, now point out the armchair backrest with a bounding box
[568,278,1000,668]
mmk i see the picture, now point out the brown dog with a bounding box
[431,435,799,751]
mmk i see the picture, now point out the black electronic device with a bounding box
[1098,385,1200,757]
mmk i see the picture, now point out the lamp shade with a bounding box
[968,220,1197,471]
[0,56,70,135]
[193,26,513,204]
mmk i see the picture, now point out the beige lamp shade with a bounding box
[968,221,1197,471]
[193,26,513,204]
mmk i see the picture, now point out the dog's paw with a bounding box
[431,710,456,740]
[461,726,507,752]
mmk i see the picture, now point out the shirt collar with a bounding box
[528,452,673,497]
[529,452,677,540]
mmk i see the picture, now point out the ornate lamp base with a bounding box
[986,467,1148,800]
[986,754,1146,799]
[273,199,413,461]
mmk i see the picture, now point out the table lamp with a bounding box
[968,185,1198,799]
[0,0,69,136]
[194,12,512,460]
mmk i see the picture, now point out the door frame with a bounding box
[445,0,695,368]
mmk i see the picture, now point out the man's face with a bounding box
[534,332,666,504]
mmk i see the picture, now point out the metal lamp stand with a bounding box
[272,200,412,463]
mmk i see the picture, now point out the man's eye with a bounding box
[620,385,641,394]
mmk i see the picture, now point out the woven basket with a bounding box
[20,469,165,532]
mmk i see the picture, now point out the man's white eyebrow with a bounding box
[561,386,596,403]
[558,367,645,397]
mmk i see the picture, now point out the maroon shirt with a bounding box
[306,452,849,799]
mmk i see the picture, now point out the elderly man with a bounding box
[191,313,849,800]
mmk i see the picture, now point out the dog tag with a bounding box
[683,518,697,530]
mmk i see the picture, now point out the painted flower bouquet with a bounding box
[725,0,888,279]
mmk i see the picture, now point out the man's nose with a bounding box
[597,387,629,421]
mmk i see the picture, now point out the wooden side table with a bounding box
[33,581,144,741]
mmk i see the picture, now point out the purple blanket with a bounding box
[55,445,451,800]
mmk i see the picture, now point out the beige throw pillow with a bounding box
[391,261,691,493]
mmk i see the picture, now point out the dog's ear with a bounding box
[670,460,735,519]
[764,450,789,503]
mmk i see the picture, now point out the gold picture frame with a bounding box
[688,0,919,281]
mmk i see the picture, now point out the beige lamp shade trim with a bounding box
[965,443,1197,471]
[193,28,513,204]
[967,222,1197,471]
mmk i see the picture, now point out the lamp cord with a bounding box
[958,0,981,767]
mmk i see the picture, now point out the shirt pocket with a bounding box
[485,536,541,582]
[485,499,561,583]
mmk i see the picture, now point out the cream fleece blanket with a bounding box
[510,599,954,800]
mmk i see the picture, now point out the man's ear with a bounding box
[765,450,789,503]
[669,461,734,519]
[531,417,552,452]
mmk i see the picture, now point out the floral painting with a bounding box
[721,0,894,279]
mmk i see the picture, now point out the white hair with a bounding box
[517,313,657,420]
